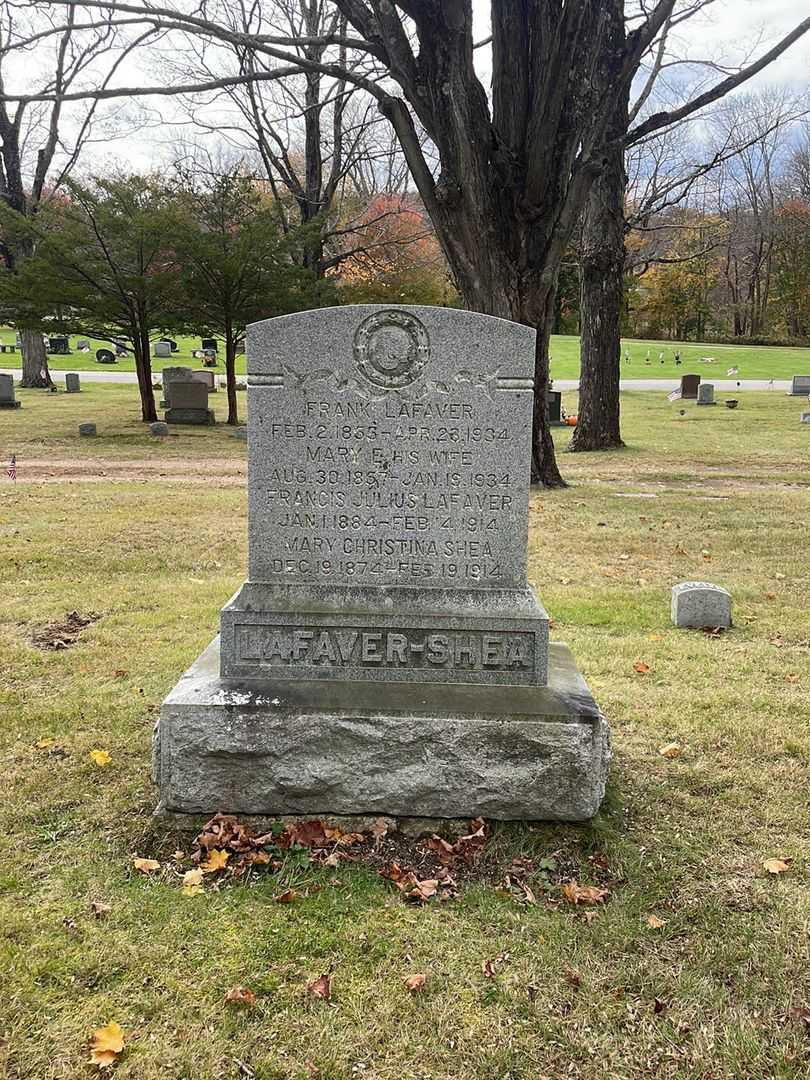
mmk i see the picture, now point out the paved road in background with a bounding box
[0,368,795,393]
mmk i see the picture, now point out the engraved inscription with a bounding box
[237,625,534,673]
[247,307,534,589]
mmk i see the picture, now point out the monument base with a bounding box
[0,401,21,409]
[154,638,610,822]
[165,407,215,425]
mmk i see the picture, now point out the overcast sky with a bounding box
[14,0,810,175]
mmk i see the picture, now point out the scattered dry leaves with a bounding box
[88,1022,124,1069]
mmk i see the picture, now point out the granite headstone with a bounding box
[696,382,715,405]
[191,369,217,393]
[65,372,81,393]
[546,389,564,426]
[681,374,701,399]
[156,305,609,821]
[165,379,214,425]
[154,340,172,358]
[788,375,810,396]
[671,581,731,628]
[159,367,193,408]
[0,372,21,409]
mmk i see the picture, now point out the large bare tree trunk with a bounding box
[19,328,53,388]
[569,90,628,451]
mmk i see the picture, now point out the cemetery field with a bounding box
[4,326,810,381]
[1,387,809,1079]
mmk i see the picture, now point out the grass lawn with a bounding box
[3,325,810,381]
[1,387,809,1079]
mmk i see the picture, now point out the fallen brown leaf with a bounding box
[403,973,428,992]
[658,742,681,759]
[181,867,204,896]
[224,986,257,1007]
[371,817,389,846]
[307,973,332,1000]
[201,848,230,874]
[132,857,160,874]
[786,1005,810,1031]
[763,858,791,875]
[90,900,112,919]
[633,660,651,675]
[561,881,609,906]
[273,889,297,903]
[646,914,666,929]
[88,1022,124,1068]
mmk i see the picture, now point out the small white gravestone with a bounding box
[671,582,732,628]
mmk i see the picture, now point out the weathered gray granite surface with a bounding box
[225,305,549,685]
[671,581,732,628]
[157,304,608,821]
[155,637,609,821]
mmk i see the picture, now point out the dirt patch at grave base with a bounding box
[9,458,247,485]
[30,610,101,650]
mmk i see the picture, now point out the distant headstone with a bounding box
[696,383,715,406]
[191,369,217,392]
[154,340,172,358]
[788,375,810,396]
[800,412,810,424]
[77,339,90,350]
[201,338,217,352]
[65,373,81,393]
[96,348,116,364]
[671,582,731,629]
[156,304,609,823]
[680,374,700,399]
[78,422,97,437]
[159,366,193,408]
[165,379,214,425]
[546,389,564,426]
[162,339,179,353]
[149,421,170,437]
[48,335,70,354]
[0,372,21,409]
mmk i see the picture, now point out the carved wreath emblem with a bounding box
[353,309,430,389]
